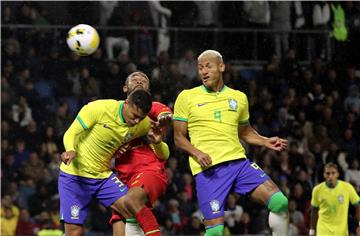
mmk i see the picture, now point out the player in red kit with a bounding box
[109,71,172,236]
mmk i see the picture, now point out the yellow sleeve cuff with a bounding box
[151,141,170,160]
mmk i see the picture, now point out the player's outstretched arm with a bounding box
[173,120,212,167]
[238,124,288,151]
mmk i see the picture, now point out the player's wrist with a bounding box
[309,229,315,235]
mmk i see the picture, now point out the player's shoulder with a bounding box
[152,101,170,109]
[338,180,354,189]
[313,182,325,192]
[225,86,247,98]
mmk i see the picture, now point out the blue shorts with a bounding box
[195,159,269,220]
[58,171,128,224]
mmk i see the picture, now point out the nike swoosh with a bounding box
[103,124,110,129]
[197,103,207,107]
[119,188,127,192]
[260,173,266,178]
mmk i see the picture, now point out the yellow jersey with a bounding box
[311,180,360,236]
[60,100,150,178]
[173,85,249,175]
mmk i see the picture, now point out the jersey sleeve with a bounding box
[149,102,172,120]
[348,183,360,205]
[76,100,103,129]
[311,186,320,207]
[63,101,103,151]
[238,92,250,125]
[173,90,189,122]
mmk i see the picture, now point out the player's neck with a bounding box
[325,181,338,188]
[203,82,225,93]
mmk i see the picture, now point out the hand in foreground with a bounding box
[158,113,173,127]
[151,113,173,130]
[61,151,76,165]
[115,142,132,156]
[147,127,162,144]
[194,150,212,167]
[265,137,288,151]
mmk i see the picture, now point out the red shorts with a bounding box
[109,171,167,224]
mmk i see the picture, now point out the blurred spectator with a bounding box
[21,151,45,182]
[165,199,188,233]
[1,194,20,218]
[105,2,130,60]
[194,1,219,51]
[178,49,198,86]
[243,1,271,59]
[312,2,331,59]
[270,2,291,58]
[161,218,176,235]
[338,128,358,160]
[13,138,31,168]
[53,101,72,140]
[1,206,18,236]
[12,96,33,127]
[183,215,205,235]
[345,158,360,192]
[344,85,360,114]
[224,193,243,234]
[16,208,36,236]
[288,199,306,234]
[149,0,172,56]
[18,178,36,209]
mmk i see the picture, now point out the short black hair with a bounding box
[127,89,152,114]
[324,162,338,171]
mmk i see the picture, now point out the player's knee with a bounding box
[267,191,288,213]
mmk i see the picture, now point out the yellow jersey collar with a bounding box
[201,85,227,93]
[119,101,126,124]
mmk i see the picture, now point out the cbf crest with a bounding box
[337,194,344,204]
[228,99,238,111]
[70,205,80,219]
[210,200,220,214]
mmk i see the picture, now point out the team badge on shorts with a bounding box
[71,205,80,219]
[337,194,344,204]
[228,99,238,111]
[210,200,220,213]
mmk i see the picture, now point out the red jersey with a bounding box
[114,101,172,183]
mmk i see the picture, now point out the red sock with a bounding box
[135,207,162,236]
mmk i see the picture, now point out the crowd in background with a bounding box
[1,1,360,236]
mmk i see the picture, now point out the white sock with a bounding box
[125,222,145,236]
[268,211,289,236]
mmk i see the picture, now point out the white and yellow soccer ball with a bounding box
[66,24,100,56]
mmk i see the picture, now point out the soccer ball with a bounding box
[66,24,100,56]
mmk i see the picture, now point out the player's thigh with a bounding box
[64,223,84,236]
[58,171,95,225]
[128,171,167,207]
[195,161,239,221]
[232,159,278,204]
[95,173,130,216]
[249,179,280,205]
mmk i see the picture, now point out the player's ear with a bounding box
[219,63,225,72]
[123,85,128,93]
